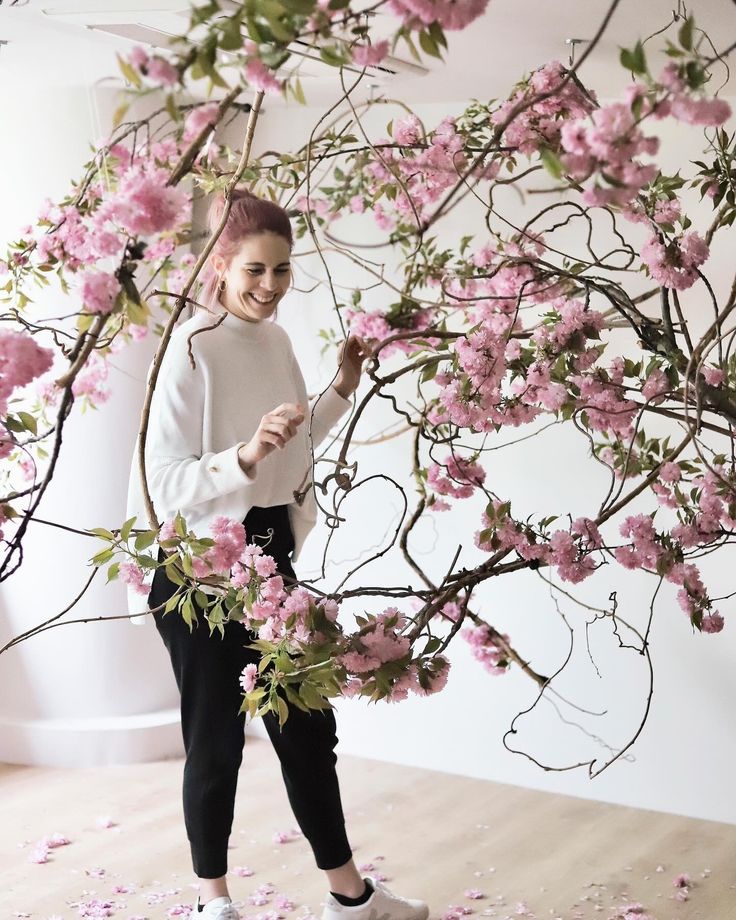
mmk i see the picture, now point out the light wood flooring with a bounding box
[2,737,734,919]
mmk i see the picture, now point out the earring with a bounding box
[218,277,226,293]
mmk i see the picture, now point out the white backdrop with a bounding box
[1,70,734,824]
[241,99,736,826]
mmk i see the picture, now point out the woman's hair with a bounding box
[198,187,294,314]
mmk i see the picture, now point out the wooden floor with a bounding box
[2,737,734,919]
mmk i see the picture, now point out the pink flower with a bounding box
[146,56,179,86]
[352,40,389,67]
[394,114,423,145]
[128,46,149,70]
[245,58,283,94]
[701,612,724,633]
[240,663,258,693]
[670,95,731,126]
[81,271,120,315]
[702,365,725,386]
[108,164,189,236]
[387,0,488,30]
[641,231,709,290]
[232,866,255,877]
[120,562,150,596]
[183,102,220,142]
[72,355,110,406]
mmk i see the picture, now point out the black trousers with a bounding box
[148,503,353,879]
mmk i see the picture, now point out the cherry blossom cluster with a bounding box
[115,515,454,709]
[462,623,511,676]
[426,453,486,511]
[0,330,54,462]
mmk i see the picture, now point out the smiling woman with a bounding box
[123,188,388,920]
[211,230,292,322]
[199,188,294,321]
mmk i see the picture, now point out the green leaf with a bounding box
[539,146,564,180]
[281,0,316,12]
[428,21,447,49]
[181,596,197,631]
[418,29,442,59]
[106,562,120,583]
[89,527,115,541]
[291,75,306,105]
[276,693,290,727]
[219,15,245,50]
[117,52,142,88]
[112,100,130,129]
[174,512,187,538]
[92,548,114,566]
[620,41,647,75]
[17,411,37,435]
[678,16,694,51]
[120,515,136,542]
[165,94,180,124]
[135,530,157,551]
[319,45,347,68]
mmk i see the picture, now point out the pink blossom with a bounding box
[394,114,423,146]
[414,655,451,696]
[183,102,220,141]
[463,623,511,675]
[640,231,709,290]
[386,0,488,30]
[232,866,255,877]
[653,198,681,225]
[107,164,189,236]
[245,58,284,94]
[254,553,278,578]
[146,56,179,86]
[427,454,486,501]
[128,46,149,70]
[659,461,681,483]
[701,612,724,633]
[81,270,120,315]
[120,562,150,595]
[240,663,258,693]
[670,95,731,126]
[72,355,110,406]
[0,330,54,416]
[702,365,725,386]
[352,40,389,67]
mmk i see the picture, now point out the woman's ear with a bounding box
[210,254,225,276]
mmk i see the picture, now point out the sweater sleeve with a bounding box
[283,332,352,446]
[144,330,259,519]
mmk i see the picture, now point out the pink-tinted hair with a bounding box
[198,188,294,314]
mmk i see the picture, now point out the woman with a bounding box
[126,189,429,920]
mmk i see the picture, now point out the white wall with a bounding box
[237,97,736,826]
[0,84,182,766]
[2,56,734,824]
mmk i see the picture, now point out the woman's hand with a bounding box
[237,402,305,474]
[333,334,372,399]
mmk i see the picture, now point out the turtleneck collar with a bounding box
[213,306,271,340]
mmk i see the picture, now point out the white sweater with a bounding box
[125,307,352,625]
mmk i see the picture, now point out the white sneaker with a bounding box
[193,894,241,919]
[321,876,429,920]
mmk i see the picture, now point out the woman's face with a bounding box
[212,231,292,322]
